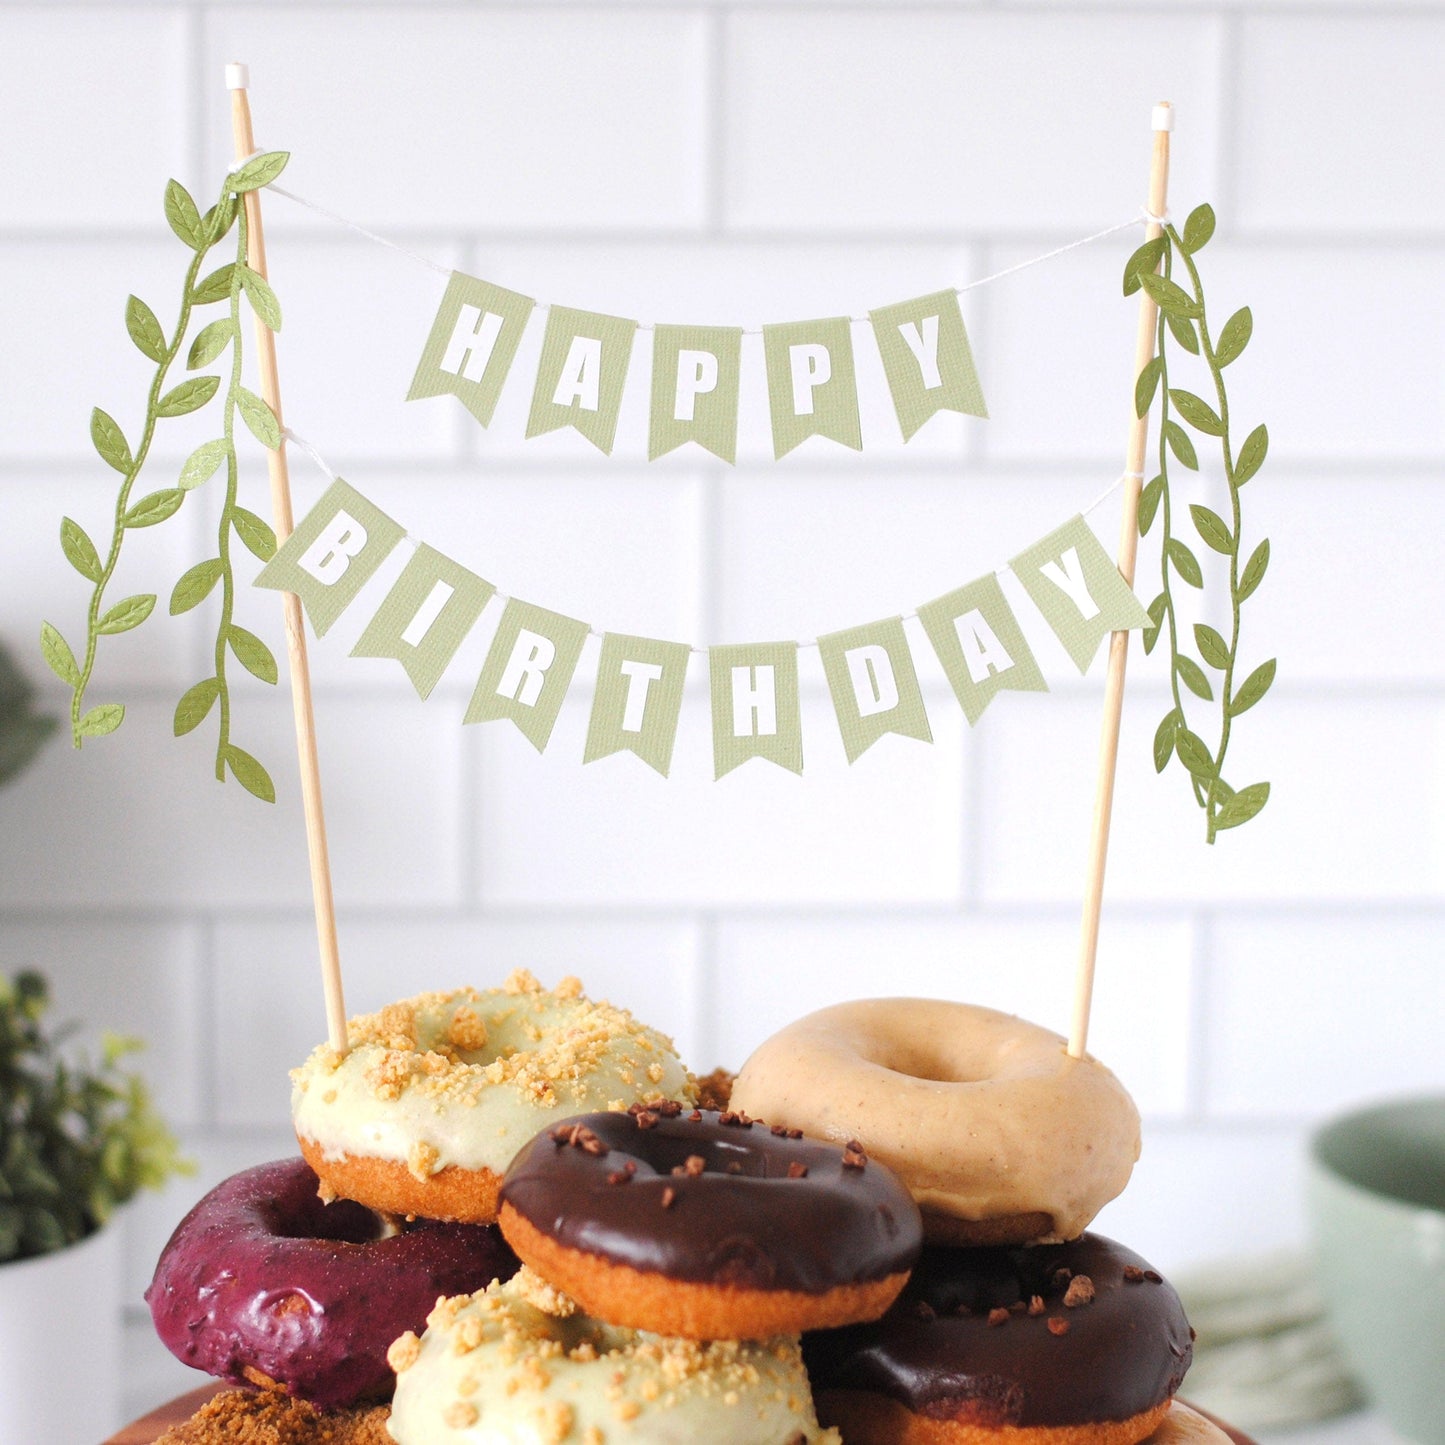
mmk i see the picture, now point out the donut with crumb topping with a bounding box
[291,971,695,1223]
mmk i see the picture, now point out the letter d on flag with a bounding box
[817,617,932,763]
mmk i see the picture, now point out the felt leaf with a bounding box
[1138,475,1164,536]
[60,517,102,584]
[223,744,276,803]
[191,264,235,306]
[1170,388,1225,436]
[238,266,282,332]
[1153,710,1179,773]
[163,179,203,250]
[187,319,232,371]
[1216,307,1253,368]
[40,622,80,687]
[1166,538,1203,588]
[123,488,185,529]
[1176,654,1214,701]
[1214,781,1270,831]
[1166,309,1200,355]
[228,626,278,685]
[236,387,282,449]
[76,703,124,739]
[1237,538,1270,603]
[1164,419,1198,470]
[1182,203,1216,254]
[1190,503,1234,555]
[1140,271,1201,320]
[1122,236,1166,296]
[1194,622,1231,670]
[232,507,278,562]
[97,593,155,636]
[178,438,229,491]
[1142,592,1167,656]
[1175,726,1217,780]
[90,408,132,475]
[1134,356,1163,419]
[227,150,289,193]
[173,678,219,736]
[169,558,223,615]
[1235,424,1269,486]
[1230,658,1276,717]
[124,295,166,363]
[201,194,237,245]
[156,375,219,418]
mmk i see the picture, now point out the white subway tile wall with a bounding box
[0,2,1439,1430]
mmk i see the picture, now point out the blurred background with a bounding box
[0,0,1440,1436]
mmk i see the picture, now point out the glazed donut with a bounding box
[497,1104,922,1340]
[387,1266,841,1444]
[731,1000,1140,1245]
[145,1158,516,1408]
[803,1235,1194,1445]
[291,970,694,1222]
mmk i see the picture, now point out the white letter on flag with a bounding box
[619,660,664,732]
[497,629,556,707]
[954,608,1015,683]
[1040,546,1101,620]
[674,350,718,421]
[552,336,603,412]
[845,645,899,717]
[299,510,368,585]
[789,344,831,415]
[898,314,943,390]
[440,305,506,383]
[732,665,778,737]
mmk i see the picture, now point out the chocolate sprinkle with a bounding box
[1047,1317,1070,1336]
[987,1307,1010,1328]
[661,1186,676,1209]
[1063,1275,1095,1308]
[787,1161,809,1180]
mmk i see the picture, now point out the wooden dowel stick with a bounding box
[227,63,349,1055]
[1068,102,1173,1060]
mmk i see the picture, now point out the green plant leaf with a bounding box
[1141,271,1201,320]
[1166,309,1199,355]
[1134,355,1163,419]
[1153,710,1178,773]
[123,489,185,529]
[1175,727,1217,780]
[227,150,290,193]
[1138,475,1164,536]
[1194,623,1231,669]
[223,744,276,803]
[1166,538,1203,588]
[40,622,80,687]
[169,558,224,615]
[236,387,282,449]
[1234,424,1269,486]
[1175,654,1214,701]
[97,594,156,636]
[155,375,219,418]
[238,266,282,332]
[1182,203,1216,254]
[1214,780,1270,831]
[1169,388,1225,436]
[76,703,125,738]
[90,408,132,475]
[1122,236,1167,296]
[60,517,103,584]
[1230,658,1276,717]
[1215,307,1253,368]
[173,678,220,736]
[1142,592,1167,656]
[228,626,278,685]
[1163,419,1198,470]
[191,263,235,306]
[124,296,166,363]
[163,179,203,250]
[232,507,278,562]
[1237,538,1270,603]
[178,438,230,491]
[1190,503,1234,555]
[187,318,233,371]
[201,194,237,245]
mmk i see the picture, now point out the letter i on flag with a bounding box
[709,642,803,778]
[817,617,932,763]
[526,306,638,455]
[584,633,692,776]
[648,325,743,463]
[465,599,590,752]
[868,289,987,440]
[762,318,862,459]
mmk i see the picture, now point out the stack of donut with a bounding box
[145,976,1239,1445]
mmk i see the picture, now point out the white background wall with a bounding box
[1,0,1441,1431]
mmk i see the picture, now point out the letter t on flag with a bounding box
[584,633,692,776]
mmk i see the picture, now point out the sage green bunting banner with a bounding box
[464,599,589,752]
[762,317,862,459]
[406,272,535,427]
[584,633,692,777]
[709,642,803,779]
[525,305,638,454]
[918,572,1047,726]
[868,289,988,440]
[1010,515,1152,673]
[648,325,743,463]
[253,479,405,638]
[350,543,494,699]
[817,617,932,764]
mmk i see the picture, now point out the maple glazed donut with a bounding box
[145,1158,517,1409]
[730,999,1140,1245]
[291,971,694,1223]
[803,1234,1196,1445]
[497,1104,922,1340]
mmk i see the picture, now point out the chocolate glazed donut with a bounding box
[804,1235,1194,1443]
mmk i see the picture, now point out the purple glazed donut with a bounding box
[145,1157,517,1409]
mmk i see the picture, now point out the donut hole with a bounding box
[633,1135,769,1179]
[871,1038,982,1087]
[275,1194,391,1246]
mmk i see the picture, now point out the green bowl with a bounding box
[1308,1096,1445,1444]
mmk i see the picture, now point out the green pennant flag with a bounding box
[648,325,743,463]
[868,289,987,441]
[584,633,692,777]
[349,543,494,698]
[525,305,638,455]
[464,599,589,752]
[1010,515,1153,673]
[253,479,406,638]
[709,642,803,779]
[762,317,862,459]
[406,272,535,427]
[918,572,1047,726]
[817,616,932,764]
